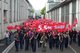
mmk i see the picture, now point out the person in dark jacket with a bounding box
[9,31,12,42]
[14,34,19,52]
[78,31,80,46]
[59,33,64,51]
[18,30,24,49]
[52,35,55,48]
[69,30,73,45]
[37,32,42,48]
[24,33,30,50]
[64,33,69,48]
[73,29,77,43]
[55,33,59,49]
[48,32,53,50]
[30,33,36,52]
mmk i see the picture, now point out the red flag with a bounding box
[7,25,14,30]
[72,18,77,26]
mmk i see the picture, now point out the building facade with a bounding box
[46,0,80,29]
[0,0,33,40]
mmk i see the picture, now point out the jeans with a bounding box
[5,37,9,45]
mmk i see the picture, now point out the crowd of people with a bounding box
[14,27,80,52]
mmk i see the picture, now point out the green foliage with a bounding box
[32,9,34,13]
[40,7,46,15]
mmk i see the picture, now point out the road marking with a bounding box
[2,41,14,53]
[69,45,77,53]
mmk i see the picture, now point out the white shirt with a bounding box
[5,32,9,38]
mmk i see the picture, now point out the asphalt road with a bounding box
[9,44,74,53]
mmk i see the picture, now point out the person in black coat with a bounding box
[69,30,73,45]
[30,34,36,52]
[14,34,19,52]
[24,33,30,50]
[52,35,55,48]
[73,29,77,43]
[18,30,24,49]
[64,33,69,48]
[9,31,12,42]
[37,32,42,48]
[48,32,53,50]
[55,33,59,49]
[78,31,80,46]
[59,33,64,51]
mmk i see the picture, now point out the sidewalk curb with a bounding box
[2,41,14,53]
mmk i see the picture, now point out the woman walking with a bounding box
[40,33,47,52]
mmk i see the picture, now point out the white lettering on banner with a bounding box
[47,26,52,29]
[38,25,42,30]
[44,25,48,29]
[38,25,65,30]
[44,25,52,29]
[54,25,65,29]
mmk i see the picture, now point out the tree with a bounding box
[32,9,34,13]
[40,7,46,17]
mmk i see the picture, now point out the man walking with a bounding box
[5,31,9,45]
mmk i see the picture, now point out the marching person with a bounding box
[5,30,9,45]
[69,30,73,45]
[14,33,19,52]
[24,33,30,51]
[59,33,64,51]
[64,32,69,48]
[77,31,80,46]
[52,31,56,48]
[18,30,24,49]
[9,31,12,42]
[52,35,56,48]
[37,32,42,48]
[73,29,77,43]
[40,33,47,52]
[30,33,36,52]
[48,32,53,50]
[55,33,59,49]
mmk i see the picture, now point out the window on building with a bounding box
[14,0,16,22]
[54,10,56,21]
[65,4,69,24]
[4,10,7,24]
[61,4,69,23]
[57,8,59,22]
[61,6,64,22]
[10,0,12,23]
[52,10,55,20]
[51,11,53,19]
[72,0,76,24]
[4,0,8,4]
[55,9,59,22]
[0,10,1,24]
[55,10,57,21]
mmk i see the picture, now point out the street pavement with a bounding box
[9,44,74,53]
[70,43,80,53]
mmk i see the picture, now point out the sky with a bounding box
[29,0,48,10]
